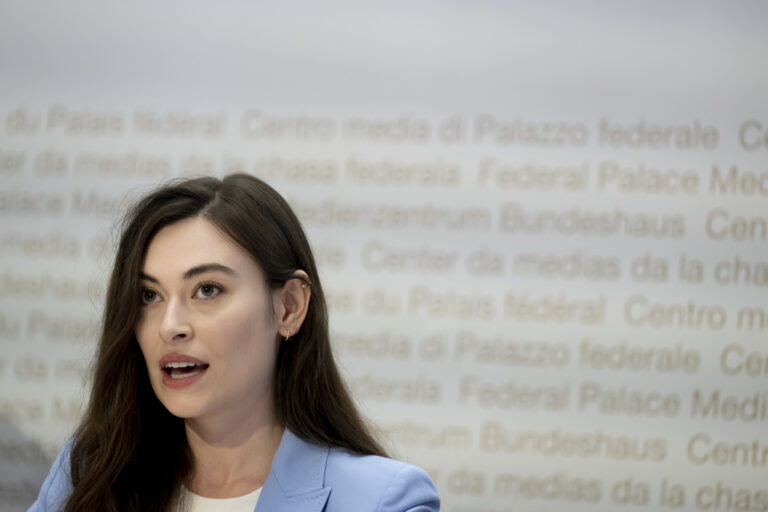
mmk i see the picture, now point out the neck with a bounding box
[185,407,284,499]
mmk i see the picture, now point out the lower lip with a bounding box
[161,367,208,389]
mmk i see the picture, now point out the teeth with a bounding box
[169,367,205,379]
[165,362,199,368]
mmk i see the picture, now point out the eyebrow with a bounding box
[140,263,238,284]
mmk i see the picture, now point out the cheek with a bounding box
[213,304,278,365]
[133,315,157,366]
[133,320,150,353]
[134,335,153,372]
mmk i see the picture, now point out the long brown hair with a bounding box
[65,174,385,512]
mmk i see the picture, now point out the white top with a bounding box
[181,486,262,512]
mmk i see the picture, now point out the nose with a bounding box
[159,298,194,343]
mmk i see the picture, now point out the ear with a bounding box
[275,270,311,340]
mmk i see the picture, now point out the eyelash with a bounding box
[140,288,160,305]
[194,281,222,299]
[139,281,223,305]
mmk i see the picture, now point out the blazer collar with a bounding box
[255,429,331,512]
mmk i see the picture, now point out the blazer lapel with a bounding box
[254,429,331,512]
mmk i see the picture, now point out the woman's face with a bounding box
[134,216,281,423]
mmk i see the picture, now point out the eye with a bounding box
[140,288,160,305]
[194,282,222,299]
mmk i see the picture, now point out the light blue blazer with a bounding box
[29,429,440,511]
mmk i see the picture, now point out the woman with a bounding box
[29,174,439,512]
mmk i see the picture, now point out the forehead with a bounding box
[142,217,257,276]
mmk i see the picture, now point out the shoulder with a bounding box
[27,440,74,512]
[324,448,440,512]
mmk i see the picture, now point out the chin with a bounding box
[160,399,203,419]
[149,381,201,419]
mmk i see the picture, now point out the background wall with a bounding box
[1,2,767,511]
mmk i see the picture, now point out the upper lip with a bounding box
[159,353,209,369]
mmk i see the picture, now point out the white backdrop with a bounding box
[1,2,767,511]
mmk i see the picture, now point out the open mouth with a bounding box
[164,362,210,379]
